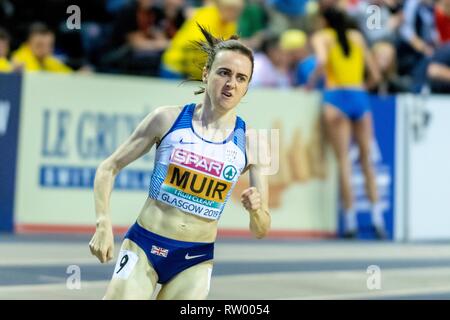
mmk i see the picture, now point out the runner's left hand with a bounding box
[241,187,262,213]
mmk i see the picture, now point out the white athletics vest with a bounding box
[148,103,247,220]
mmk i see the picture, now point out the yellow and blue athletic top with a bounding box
[323,28,365,88]
[149,103,247,220]
[321,28,371,120]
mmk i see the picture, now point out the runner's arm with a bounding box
[94,109,165,225]
[241,128,271,239]
[90,107,169,262]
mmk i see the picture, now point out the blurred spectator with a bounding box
[238,0,268,38]
[103,0,183,76]
[350,0,403,46]
[161,0,187,39]
[161,0,244,80]
[185,0,204,8]
[281,29,308,71]
[12,22,72,73]
[427,43,450,93]
[435,0,450,43]
[279,29,325,88]
[319,0,348,12]
[106,0,134,14]
[370,41,410,94]
[55,1,114,70]
[312,1,356,33]
[301,0,326,33]
[238,0,269,50]
[251,34,291,87]
[295,55,325,89]
[0,0,14,31]
[0,27,12,72]
[115,0,172,50]
[266,0,312,34]
[397,0,439,85]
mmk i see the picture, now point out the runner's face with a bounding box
[204,50,252,111]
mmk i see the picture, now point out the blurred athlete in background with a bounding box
[308,7,386,239]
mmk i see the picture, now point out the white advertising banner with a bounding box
[402,95,450,240]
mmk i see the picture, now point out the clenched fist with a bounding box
[89,222,114,263]
[241,187,262,213]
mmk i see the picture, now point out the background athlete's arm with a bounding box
[354,31,381,89]
[241,131,271,239]
[89,107,167,263]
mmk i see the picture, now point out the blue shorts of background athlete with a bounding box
[323,88,371,121]
[125,222,214,284]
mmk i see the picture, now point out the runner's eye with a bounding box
[218,70,229,76]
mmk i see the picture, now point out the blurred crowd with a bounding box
[1,0,450,94]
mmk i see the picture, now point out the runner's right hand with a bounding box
[89,220,114,263]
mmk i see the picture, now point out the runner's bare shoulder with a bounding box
[152,105,184,144]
